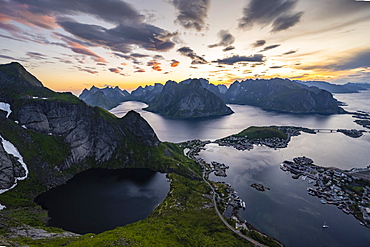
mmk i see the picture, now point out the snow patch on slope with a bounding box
[0,134,29,210]
[0,102,11,118]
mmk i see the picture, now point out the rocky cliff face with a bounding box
[0,138,26,190]
[225,78,343,114]
[179,78,227,99]
[130,83,163,103]
[79,86,129,110]
[14,99,159,170]
[0,62,162,189]
[144,79,233,118]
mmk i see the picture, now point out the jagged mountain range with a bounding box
[79,85,129,110]
[0,62,197,191]
[79,77,355,115]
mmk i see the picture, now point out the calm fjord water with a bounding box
[37,91,370,244]
[110,90,370,247]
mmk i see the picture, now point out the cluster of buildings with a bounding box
[337,129,364,138]
[281,156,370,227]
[181,139,248,230]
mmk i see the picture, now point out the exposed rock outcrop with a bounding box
[7,225,80,240]
[130,83,164,103]
[79,86,130,110]
[14,99,159,170]
[144,79,233,118]
[0,139,26,190]
[0,62,163,189]
[225,78,343,114]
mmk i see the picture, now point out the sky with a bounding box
[0,0,370,94]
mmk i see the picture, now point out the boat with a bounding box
[322,222,329,228]
[320,199,327,204]
[242,201,246,210]
[301,175,307,181]
[308,179,314,184]
[280,163,287,171]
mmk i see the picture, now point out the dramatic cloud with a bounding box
[9,0,142,25]
[0,34,25,42]
[65,40,107,63]
[238,0,303,32]
[131,53,149,58]
[1,1,177,58]
[0,2,58,30]
[113,53,131,59]
[170,59,180,67]
[282,50,297,55]
[58,20,177,54]
[208,30,235,48]
[213,54,265,65]
[109,68,121,73]
[260,44,281,52]
[252,40,266,47]
[177,47,207,64]
[296,50,370,72]
[134,68,145,73]
[272,12,303,32]
[169,0,210,31]
[0,54,24,62]
[76,66,98,74]
[223,46,235,52]
[147,60,162,71]
[333,50,370,71]
[26,52,47,60]
[270,65,284,69]
[0,19,21,33]
[153,55,165,60]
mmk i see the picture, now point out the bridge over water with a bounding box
[311,129,370,134]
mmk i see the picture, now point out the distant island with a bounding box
[143,79,233,118]
[79,77,357,114]
[0,62,257,246]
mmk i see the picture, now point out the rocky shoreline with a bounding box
[281,157,370,228]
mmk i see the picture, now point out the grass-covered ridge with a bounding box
[234,126,288,140]
[3,173,252,247]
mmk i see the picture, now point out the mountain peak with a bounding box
[0,62,44,88]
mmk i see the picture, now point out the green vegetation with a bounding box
[0,118,70,168]
[352,186,363,194]
[235,126,287,140]
[48,92,83,104]
[2,174,253,246]
[243,230,281,247]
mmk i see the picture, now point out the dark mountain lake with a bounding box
[36,168,169,234]
[35,90,370,244]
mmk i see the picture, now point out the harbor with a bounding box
[281,157,370,228]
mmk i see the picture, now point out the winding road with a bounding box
[202,173,268,247]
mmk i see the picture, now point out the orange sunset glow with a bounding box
[0,0,369,94]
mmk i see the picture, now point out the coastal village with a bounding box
[181,125,370,234]
[281,157,370,228]
[182,139,249,230]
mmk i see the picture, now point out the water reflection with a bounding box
[36,168,170,234]
[108,91,370,246]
